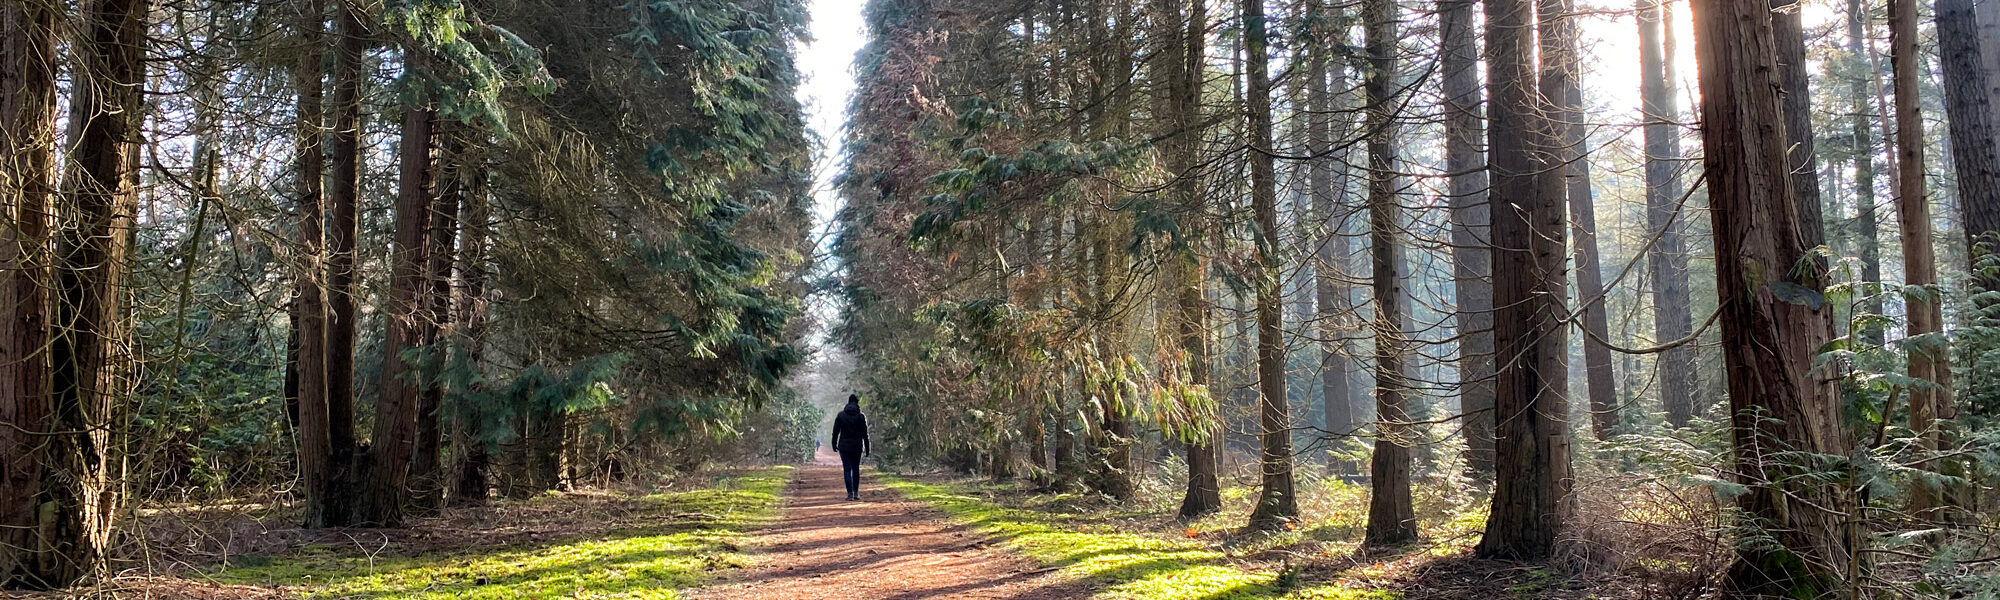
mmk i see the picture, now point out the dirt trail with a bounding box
[692,449,1090,600]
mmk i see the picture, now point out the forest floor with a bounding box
[1,458,1706,599]
[3,468,791,599]
[850,466,1692,600]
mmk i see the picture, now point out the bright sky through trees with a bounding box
[806,1,867,234]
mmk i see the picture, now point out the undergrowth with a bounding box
[209,467,791,599]
[883,475,1400,600]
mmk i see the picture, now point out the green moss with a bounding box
[213,467,791,599]
[883,477,1399,600]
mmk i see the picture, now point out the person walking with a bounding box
[831,394,870,501]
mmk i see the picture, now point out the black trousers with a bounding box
[839,447,863,498]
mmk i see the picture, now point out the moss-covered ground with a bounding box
[882,475,1402,600]
[209,467,791,599]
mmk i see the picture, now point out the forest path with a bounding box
[689,449,1091,600]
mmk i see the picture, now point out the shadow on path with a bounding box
[690,449,1092,600]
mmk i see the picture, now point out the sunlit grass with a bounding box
[211,467,791,599]
[884,477,1401,600]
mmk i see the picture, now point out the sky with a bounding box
[802,0,867,236]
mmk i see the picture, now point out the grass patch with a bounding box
[211,467,792,599]
[883,476,1398,600]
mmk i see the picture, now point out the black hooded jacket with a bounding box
[831,402,869,454]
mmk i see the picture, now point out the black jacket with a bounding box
[831,404,869,454]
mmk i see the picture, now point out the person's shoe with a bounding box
[848,494,859,501]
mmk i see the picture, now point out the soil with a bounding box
[691,449,1092,600]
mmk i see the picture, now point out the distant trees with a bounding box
[1309,0,1360,477]
[1639,0,1696,429]
[1543,0,1615,440]
[1242,0,1300,532]
[1439,0,1493,477]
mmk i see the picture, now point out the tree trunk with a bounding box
[1545,0,1618,439]
[1688,0,1857,590]
[1940,0,2000,337]
[1242,0,1299,532]
[1440,0,1494,475]
[1050,402,1078,491]
[528,387,566,492]
[1641,0,1697,429]
[40,0,152,585]
[38,0,142,582]
[449,146,492,506]
[410,123,463,515]
[1027,412,1049,474]
[1085,209,1134,501]
[322,1,365,527]
[283,302,302,433]
[357,107,437,527]
[1889,0,1955,518]
[1359,0,1415,547]
[1478,0,1573,560]
[1774,0,1825,248]
[1158,0,1220,520]
[291,0,337,530]
[1846,0,1885,348]
[1980,0,2000,154]
[1,0,58,587]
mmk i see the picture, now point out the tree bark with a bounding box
[1478,0,1573,560]
[1774,0,1826,248]
[1242,0,1299,532]
[1440,0,1494,475]
[322,1,365,527]
[1889,0,1955,518]
[1,0,58,587]
[1688,0,1857,590]
[291,0,337,529]
[1940,0,2000,336]
[357,107,436,527]
[283,302,302,433]
[43,0,152,584]
[1980,0,2000,155]
[1545,0,1618,439]
[410,123,463,514]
